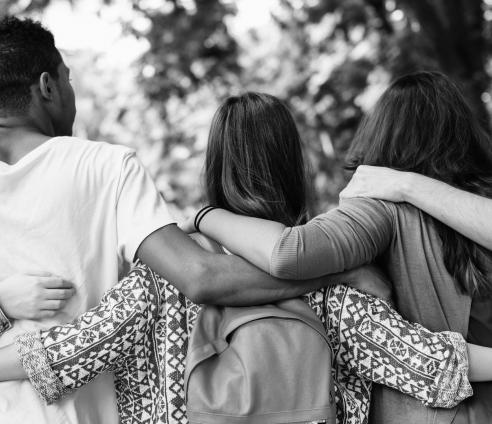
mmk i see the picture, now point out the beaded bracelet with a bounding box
[194,206,217,232]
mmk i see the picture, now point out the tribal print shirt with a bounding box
[15,261,472,424]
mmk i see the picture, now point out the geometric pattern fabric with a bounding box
[19,261,471,424]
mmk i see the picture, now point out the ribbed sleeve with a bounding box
[270,198,394,280]
[269,227,300,279]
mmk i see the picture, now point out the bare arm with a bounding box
[0,344,23,380]
[190,198,393,280]
[468,344,492,381]
[137,224,382,305]
[340,165,492,251]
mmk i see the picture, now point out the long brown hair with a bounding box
[346,71,492,297]
[205,92,310,227]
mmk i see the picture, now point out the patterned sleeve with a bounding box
[15,261,162,404]
[327,285,473,408]
[0,306,12,334]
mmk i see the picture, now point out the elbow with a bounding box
[185,286,212,305]
[269,257,297,280]
[180,260,216,304]
[268,228,299,280]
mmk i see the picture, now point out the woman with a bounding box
[190,74,492,423]
[0,89,489,424]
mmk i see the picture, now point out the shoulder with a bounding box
[53,136,135,161]
[52,137,138,181]
[335,198,430,233]
[331,197,397,221]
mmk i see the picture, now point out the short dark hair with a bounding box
[0,16,62,114]
[346,71,492,297]
[205,92,310,227]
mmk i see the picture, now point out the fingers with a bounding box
[41,299,68,311]
[37,310,57,319]
[40,277,74,289]
[25,271,53,278]
[45,288,75,300]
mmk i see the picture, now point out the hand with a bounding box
[179,215,196,234]
[340,165,412,203]
[343,264,392,301]
[0,273,75,320]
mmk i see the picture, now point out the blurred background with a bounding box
[1,0,492,216]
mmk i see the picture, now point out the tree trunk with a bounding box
[397,0,491,131]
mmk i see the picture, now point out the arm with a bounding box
[0,260,488,404]
[115,151,346,305]
[328,285,477,408]
[2,262,162,403]
[1,256,389,403]
[467,344,492,382]
[191,198,393,280]
[340,165,492,251]
[137,224,381,305]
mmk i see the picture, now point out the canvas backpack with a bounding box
[184,298,336,424]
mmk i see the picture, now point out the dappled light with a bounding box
[3,0,492,216]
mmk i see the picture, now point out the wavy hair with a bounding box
[346,71,492,297]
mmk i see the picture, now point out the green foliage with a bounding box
[3,0,492,215]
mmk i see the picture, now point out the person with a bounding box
[0,16,365,424]
[4,92,492,424]
[188,74,492,423]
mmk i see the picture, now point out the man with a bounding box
[0,16,340,424]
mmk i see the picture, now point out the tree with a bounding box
[2,0,492,212]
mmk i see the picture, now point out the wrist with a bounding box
[400,172,418,203]
[198,207,223,235]
[194,206,218,232]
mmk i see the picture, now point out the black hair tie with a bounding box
[194,206,217,232]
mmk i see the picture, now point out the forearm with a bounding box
[404,174,492,250]
[330,285,472,408]
[468,343,492,381]
[0,344,25,380]
[200,253,347,306]
[198,209,285,272]
[138,223,389,306]
[199,200,392,282]
[13,263,160,403]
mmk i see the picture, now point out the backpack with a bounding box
[184,298,336,424]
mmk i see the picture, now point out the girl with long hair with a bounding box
[0,87,490,424]
[189,74,492,423]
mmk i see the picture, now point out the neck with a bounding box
[0,116,53,165]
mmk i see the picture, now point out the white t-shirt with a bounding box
[0,137,175,424]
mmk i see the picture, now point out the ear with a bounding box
[38,72,54,100]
